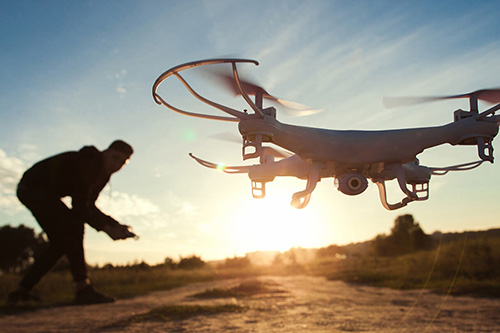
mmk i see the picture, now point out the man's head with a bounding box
[102,140,133,174]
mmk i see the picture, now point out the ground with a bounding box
[1,275,499,332]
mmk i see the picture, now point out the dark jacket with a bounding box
[19,146,120,231]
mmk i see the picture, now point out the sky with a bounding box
[1,0,499,265]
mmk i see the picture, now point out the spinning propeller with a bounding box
[203,66,322,116]
[382,88,500,109]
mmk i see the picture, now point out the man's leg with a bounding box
[18,187,88,283]
[14,186,113,304]
[18,243,64,291]
[12,187,89,295]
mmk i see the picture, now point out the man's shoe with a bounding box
[6,289,41,304]
[74,285,116,305]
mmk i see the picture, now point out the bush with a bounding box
[372,214,433,256]
[217,256,252,270]
[178,255,206,270]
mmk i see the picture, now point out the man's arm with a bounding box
[72,193,119,230]
[102,223,134,240]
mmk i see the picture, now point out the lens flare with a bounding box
[183,129,196,142]
[216,163,226,171]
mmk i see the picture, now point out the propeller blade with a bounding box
[262,146,294,159]
[382,96,446,108]
[209,132,242,144]
[473,88,500,104]
[275,98,323,116]
[383,88,500,109]
[202,66,272,98]
[203,66,321,116]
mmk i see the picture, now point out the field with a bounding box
[1,231,499,331]
[1,232,499,306]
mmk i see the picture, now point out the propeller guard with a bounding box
[152,58,267,122]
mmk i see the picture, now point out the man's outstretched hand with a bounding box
[103,223,137,240]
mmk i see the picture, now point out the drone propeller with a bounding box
[203,66,321,116]
[382,88,500,109]
[261,146,294,159]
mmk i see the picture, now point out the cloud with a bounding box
[96,190,160,220]
[116,84,127,98]
[0,149,26,214]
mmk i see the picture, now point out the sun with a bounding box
[228,186,328,255]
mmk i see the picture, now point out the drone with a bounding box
[153,58,500,210]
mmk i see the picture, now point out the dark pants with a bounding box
[17,184,87,290]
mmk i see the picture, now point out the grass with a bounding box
[0,266,217,311]
[1,234,499,314]
[312,236,500,297]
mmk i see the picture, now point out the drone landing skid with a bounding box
[374,163,426,211]
[251,180,266,199]
[375,181,426,211]
[290,162,321,209]
[477,137,494,162]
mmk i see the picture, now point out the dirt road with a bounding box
[1,275,499,332]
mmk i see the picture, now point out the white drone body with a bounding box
[153,59,500,210]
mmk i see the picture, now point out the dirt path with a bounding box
[1,275,499,332]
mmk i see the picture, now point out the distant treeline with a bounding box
[1,214,499,274]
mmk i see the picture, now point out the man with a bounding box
[8,140,135,305]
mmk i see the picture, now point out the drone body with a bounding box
[153,58,500,210]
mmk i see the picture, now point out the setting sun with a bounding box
[227,185,329,255]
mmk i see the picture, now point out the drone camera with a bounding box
[334,173,368,196]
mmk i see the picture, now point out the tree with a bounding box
[372,215,432,256]
[177,255,206,269]
[0,224,47,273]
[163,257,177,269]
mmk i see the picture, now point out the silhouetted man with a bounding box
[8,140,135,305]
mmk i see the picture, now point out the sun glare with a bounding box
[228,187,329,255]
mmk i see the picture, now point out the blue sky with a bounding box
[1,0,499,265]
